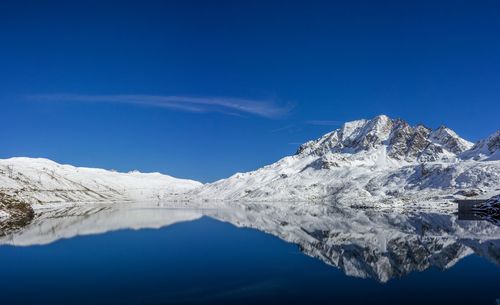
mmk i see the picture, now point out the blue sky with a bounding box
[1,0,499,182]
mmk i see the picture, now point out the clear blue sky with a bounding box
[1,0,499,182]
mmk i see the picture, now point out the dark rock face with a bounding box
[455,189,484,197]
[0,192,35,236]
[388,121,433,160]
[487,132,500,152]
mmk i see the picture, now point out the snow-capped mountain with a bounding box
[296,115,473,162]
[193,115,500,204]
[0,157,202,206]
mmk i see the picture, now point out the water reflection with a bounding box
[206,203,500,282]
[1,202,499,282]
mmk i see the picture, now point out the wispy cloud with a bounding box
[270,120,343,134]
[270,124,297,133]
[27,94,293,118]
[303,120,343,126]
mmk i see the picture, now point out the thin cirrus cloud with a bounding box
[27,94,294,118]
[271,120,343,133]
[303,120,343,126]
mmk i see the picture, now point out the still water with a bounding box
[0,204,499,305]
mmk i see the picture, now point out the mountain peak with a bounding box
[462,130,500,160]
[297,115,393,156]
[428,125,473,155]
[297,115,472,162]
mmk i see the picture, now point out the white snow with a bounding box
[0,210,10,219]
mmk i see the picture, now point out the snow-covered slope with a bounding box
[193,115,500,204]
[0,157,202,206]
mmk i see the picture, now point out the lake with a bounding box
[0,203,499,305]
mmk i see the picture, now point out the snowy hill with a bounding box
[0,157,202,207]
[193,115,500,204]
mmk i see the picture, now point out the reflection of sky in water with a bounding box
[0,215,499,305]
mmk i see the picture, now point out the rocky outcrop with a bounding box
[0,192,34,236]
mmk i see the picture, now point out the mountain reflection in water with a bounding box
[1,202,499,283]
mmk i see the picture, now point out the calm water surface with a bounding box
[0,205,499,305]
